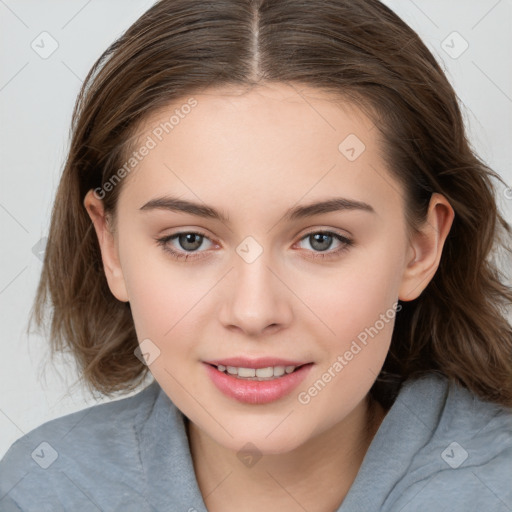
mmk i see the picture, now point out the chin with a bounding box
[209,422,311,457]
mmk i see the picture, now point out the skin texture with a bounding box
[84,83,454,511]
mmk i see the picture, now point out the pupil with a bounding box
[311,233,332,251]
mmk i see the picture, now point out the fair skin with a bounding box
[84,83,454,511]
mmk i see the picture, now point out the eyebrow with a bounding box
[139,195,375,223]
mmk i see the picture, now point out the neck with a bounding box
[186,395,387,512]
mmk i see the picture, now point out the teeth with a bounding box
[274,366,285,377]
[216,364,299,380]
[238,367,256,377]
[255,367,273,378]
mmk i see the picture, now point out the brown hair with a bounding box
[29,0,512,406]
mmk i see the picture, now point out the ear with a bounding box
[398,193,455,301]
[83,189,129,302]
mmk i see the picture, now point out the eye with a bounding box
[155,231,214,261]
[295,231,353,260]
[155,229,354,262]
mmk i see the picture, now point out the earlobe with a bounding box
[398,193,455,302]
[83,189,129,302]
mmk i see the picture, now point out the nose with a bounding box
[218,250,293,337]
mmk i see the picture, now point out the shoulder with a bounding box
[0,380,161,511]
[389,373,512,511]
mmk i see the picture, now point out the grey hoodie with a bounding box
[1,373,511,511]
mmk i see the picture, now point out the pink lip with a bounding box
[204,357,309,369]
[204,362,314,405]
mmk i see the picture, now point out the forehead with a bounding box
[117,83,403,222]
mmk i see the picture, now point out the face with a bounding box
[86,83,446,455]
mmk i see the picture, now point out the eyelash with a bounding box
[155,230,354,262]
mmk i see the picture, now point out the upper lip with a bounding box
[204,357,311,369]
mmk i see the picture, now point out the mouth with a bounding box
[203,360,314,404]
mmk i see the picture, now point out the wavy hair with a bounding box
[29,0,512,406]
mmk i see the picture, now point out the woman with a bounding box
[1,1,511,510]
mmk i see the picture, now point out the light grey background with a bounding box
[1,0,511,458]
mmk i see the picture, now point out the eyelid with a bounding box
[158,229,216,249]
[294,225,352,241]
[293,230,353,260]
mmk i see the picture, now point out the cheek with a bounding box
[304,240,404,345]
[123,251,207,401]
[295,274,397,435]
[120,240,199,348]
[294,238,403,410]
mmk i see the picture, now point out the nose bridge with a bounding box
[219,237,292,334]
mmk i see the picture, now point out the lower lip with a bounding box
[204,363,313,405]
